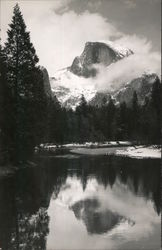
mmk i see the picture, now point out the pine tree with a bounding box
[0,46,15,163]
[130,91,140,142]
[4,4,47,163]
[76,95,89,142]
[115,102,128,140]
[132,91,138,114]
[0,46,7,155]
[150,78,162,144]
[105,97,116,140]
[4,4,38,91]
[76,95,88,115]
[151,77,161,114]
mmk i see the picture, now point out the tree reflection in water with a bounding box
[0,155,160,249]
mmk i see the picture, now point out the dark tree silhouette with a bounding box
[3,4,47,163]
[151,78,162,144]
[0,46,15,163]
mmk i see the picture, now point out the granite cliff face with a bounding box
[70,41,133,77]
[49,41,159,109]
[40,66,52,98]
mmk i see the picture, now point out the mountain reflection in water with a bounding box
[71,198,135,235]
[0,155,160,250]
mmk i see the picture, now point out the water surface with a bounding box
[0,154,161,250]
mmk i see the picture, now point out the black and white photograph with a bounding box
[0,0,161,249]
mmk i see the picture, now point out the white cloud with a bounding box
[1,0,121,75]
[94,36,161,91]
[124,0,137,9]
[87,0,102,10]
[28,10,121,75]
[54,34,161,92]
[52,35,161,94]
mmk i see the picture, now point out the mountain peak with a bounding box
[70,41,133,77]
[98,40,133,58]
[49,41,158,110]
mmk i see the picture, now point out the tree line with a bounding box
[0,4,161,165]
[48,85,161,145]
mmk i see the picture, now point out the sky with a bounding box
[0,0,161,77]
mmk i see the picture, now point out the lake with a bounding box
[0,154,161,250]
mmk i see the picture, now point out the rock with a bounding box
[114,73,159,106]
[40,66,52,98]
[50,41,158,109]
[89,74,159,107]
[70,41,133,77]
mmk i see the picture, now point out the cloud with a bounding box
[1,0,121,75]
[124,0,137,9]
[87,0,102,10]
[28,10,121,75]
[94,36,161,91]
[52,35,161,94]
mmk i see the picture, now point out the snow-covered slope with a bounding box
[50,41,159,109]
[90,73,159,107]
[50,68,96,109]
[51,71,159,109]
[113,73,158,105]
[98,40,133,58]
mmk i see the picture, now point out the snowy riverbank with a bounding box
[116,146,161,159]
[38,142,161,159]
[71,145,161,159]
[39,141,132,150]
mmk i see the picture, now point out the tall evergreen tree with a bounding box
[105,97,116,140]
[115,102,128,140]
[75,95,89,142]
[0,46,15,163]
[4,4,47,163]
[76,95,88,115]
[0,46,7,155]
[131,91,140,141]
[150,78,162,144]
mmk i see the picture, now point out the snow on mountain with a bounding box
[50,40,134,109]
[90,73,159,107]
[113,73,158,105]
[98,40,133,58]
[49,40,158,109]
[50,68,96,109]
